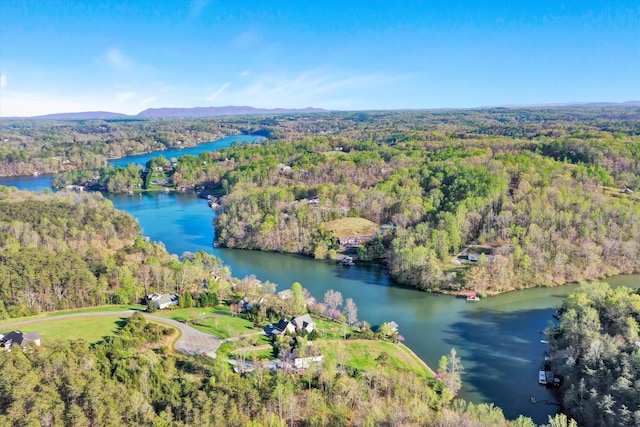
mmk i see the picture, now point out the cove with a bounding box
[1,140,639,425]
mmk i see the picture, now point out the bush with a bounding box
[146,301,157,313]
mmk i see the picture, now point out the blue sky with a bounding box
[1,1,638,116]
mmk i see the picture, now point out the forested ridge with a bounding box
[202,109,640,293]
[0,187,232,318]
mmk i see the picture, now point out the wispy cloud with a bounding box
[0,91,96,117]
[189,0,211,19]
[139,96,158,107]
[207,82,231,101]
[209,68,410,108]
[233,29,262,48]
[0,74,6,90]
[240,70,250,78]
[117,91,135,102]
[103,48,134,70]
[0,87,157,117]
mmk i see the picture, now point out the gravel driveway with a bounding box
[0,310,222,357]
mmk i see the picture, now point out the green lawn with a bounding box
[245,347,275,360]
[313,317,358,339]
[0,316,128,344]
[153,307,256,339]
[190,316,257,338]
[153,308,216,323]
[217,334,273,359]
[320,217,379,238]
[319,339,434,379]
[0,305,144,326]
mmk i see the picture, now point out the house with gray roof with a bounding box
[147,293,179,309]
[1,330,41,350]
[271,314,316,335]
[291,314,316,333]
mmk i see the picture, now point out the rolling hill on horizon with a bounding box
[1,102,639,120]
[1,106,328,120]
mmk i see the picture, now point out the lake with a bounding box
[108,134,264,168]
[1,138,638,425]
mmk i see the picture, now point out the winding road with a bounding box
[0,311,222,357]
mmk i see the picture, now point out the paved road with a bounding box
[0,311,222,357]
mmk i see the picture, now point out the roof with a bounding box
[1,330,40,347]
[273,319,292,334]
[388,321,399,331]
[292,314,315,330]
[147,293,163,301]
[153,294,179,308]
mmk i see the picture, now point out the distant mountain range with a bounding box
[6,106,328,120]
[137,106,326,118]
[479,100,640,108]
[2,102,639,120]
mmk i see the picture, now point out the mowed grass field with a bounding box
[0,305,143,327]
[0,316,129,344]
[319,339,434,379]
[153,307,258,339]
[321,217,379,238]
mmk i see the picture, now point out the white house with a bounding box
[294,355,324,369]
[291,314,316,333]
[147,293,179,309]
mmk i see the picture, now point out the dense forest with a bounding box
[2,108,639,183]
[207,136,639,294]
[549,282,640,426]
[4,109,635,425]
[0,187,236,318]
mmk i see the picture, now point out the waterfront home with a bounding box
[271,314,317,335]
[272,318,296,335]
[291,314,316,333]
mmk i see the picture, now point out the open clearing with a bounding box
[319,339,434,378]
[0,305,142,327]
[152,307,257,339]
[321,217,379,238]
[0,316,127,344]
[0,310,221,356]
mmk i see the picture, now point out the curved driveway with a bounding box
[0,311,222,357]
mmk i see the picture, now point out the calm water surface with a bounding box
[2,140,639,425]
[109,134,263,168]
